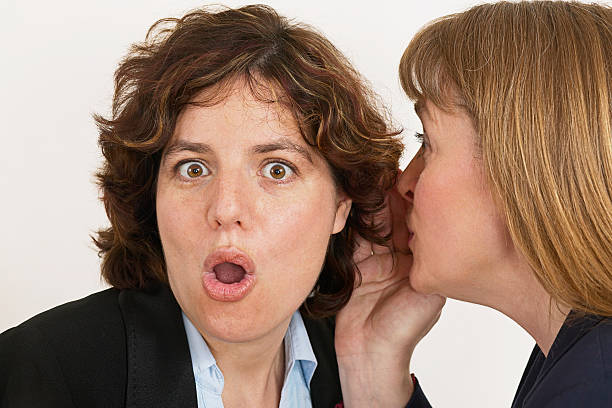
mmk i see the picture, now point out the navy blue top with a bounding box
[512,312,612,407]
[407,312,612,407]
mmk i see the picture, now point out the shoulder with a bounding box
[0,288,127,408]
[1,288,126,364]
[562,317,612,376]
[6,288,122,336]
[595,318,612,357]
[526,317,612,407]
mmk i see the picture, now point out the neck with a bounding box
[203,319,290,407]
[471,255,570,356]
[499,280,569,356]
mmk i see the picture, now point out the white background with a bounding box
[0,1,552,406]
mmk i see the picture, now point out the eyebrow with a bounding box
[163,137,313,163]
[163,141,212,158]
[250,137,313,163]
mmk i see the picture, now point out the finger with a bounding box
[393,251,413,280]
[371,242,389,255]
[389,189,411,253]
[355,252,394,284]
[353,233,372,264]
[354,200,393,261]
[372,194,392,237]
[370,194,394,254]
[355,251,412,287]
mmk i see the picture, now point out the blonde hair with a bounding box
[400,1,612,316]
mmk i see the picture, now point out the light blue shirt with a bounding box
[182,311,317,408]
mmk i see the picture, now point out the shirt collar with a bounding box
[284,311,318,389]
[182,312,224,396]
[182,310,318,388]
[182,312,218,372]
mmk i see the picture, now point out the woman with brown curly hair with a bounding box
[0,5,401,407]
[336,1,612,407]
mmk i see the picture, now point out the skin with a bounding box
[400,100,520,302]
[335,188,445,407]
[399,100,568,354]
[336,99,568,406]
[156,81,351,408]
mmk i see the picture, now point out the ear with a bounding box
[332,194,352,234]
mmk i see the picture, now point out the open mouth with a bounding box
[213,262,246,284]
[202,248,256,302]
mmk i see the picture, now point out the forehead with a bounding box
[416,98,473,128]
[172,80,304,145]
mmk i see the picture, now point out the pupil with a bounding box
[188,164,201,177]
[271,165,285,179]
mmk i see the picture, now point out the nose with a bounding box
[396,147,425,205]
[206,172,249,230]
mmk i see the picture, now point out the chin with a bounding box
[408,266,435,295]
[195,296,296,343]
[206,326,265,344]
[196,310,275,343]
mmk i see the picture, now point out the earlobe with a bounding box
[332,197,352,234]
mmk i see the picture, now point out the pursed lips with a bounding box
[405,218,415,245]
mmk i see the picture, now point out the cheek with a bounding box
[410,162,476,273]
[155,184,213,297]
[241,189,338,320]
[411,163,513,295]
[413,165,465,244]
[257,192,336,273]
[156,189,203,258]
[410,172,456,292]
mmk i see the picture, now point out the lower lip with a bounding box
[201,272,256,302]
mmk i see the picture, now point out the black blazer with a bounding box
[406,313,612,407]
[0,286,343,408]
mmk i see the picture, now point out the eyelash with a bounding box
[174,159,210,181]
[415,132,429,149]
[260,159,298,183]
[172,159,299,183]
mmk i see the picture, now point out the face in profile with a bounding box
[397,100,516,302]
[155,81,351,344]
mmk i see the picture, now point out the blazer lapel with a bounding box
[302,313,344,408]
[119,286,197,408]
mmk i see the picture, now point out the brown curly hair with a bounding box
[94,4,402,317]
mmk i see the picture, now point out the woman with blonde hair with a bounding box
[335,1,612,407]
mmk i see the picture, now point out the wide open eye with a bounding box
[178,161,210,179]
[262,162,294,180]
